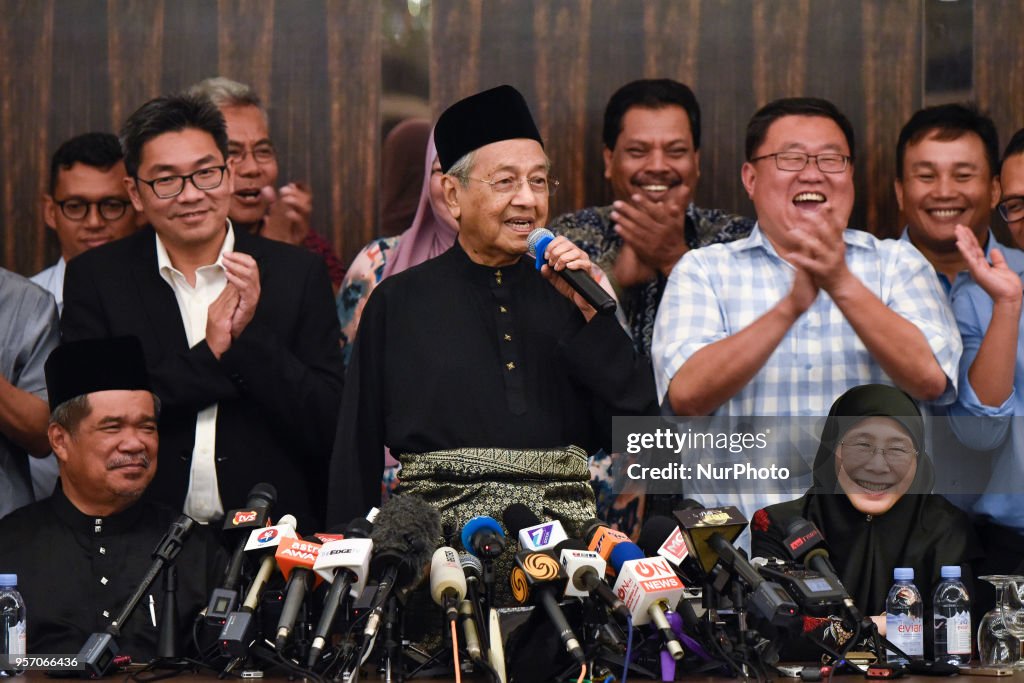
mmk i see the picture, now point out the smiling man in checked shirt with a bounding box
[650,98,961,519]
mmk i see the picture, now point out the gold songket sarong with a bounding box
[396,444,596,605]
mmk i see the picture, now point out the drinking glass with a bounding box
[978,575,1022,668]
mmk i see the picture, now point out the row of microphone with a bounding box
[78,482,865,679]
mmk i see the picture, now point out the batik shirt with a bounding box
[550,204,754,356]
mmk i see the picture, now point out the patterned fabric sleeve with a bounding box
[336,236,401,366]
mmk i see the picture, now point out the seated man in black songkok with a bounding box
[0,337,222,659]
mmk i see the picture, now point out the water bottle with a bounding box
[933,565,971,664]
[0,574,26,676]
[886,567,924,665]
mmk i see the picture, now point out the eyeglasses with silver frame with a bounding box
[839,439,916,466]
[467,175,559,196]
[750,152,851,174]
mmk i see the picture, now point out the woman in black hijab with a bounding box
[751,384,982,659]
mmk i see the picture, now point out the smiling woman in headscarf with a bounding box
[751,384,982,660]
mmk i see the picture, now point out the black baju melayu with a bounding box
[326,241,658,529]
[0,484,223,659]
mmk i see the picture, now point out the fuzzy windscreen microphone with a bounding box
[369,494,441,590]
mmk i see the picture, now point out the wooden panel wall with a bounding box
[3,1,1024,277]
[431,0,931,240]
[0,0,380,277]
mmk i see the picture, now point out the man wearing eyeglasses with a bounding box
[28,133,140,501]
[945,128,1024,575]
[34,133,139,313]
[61,94,344,531]
[327,86,657,570]
[187,78,346,292]
[651,98,959,520]
[997,129,1024,249]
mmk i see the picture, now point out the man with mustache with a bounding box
[651,98,960,521]
[187,77,346,292]
[61,94,344,531]
[0,337,221,659]
[29,132,141,501]
[551,79,753,356]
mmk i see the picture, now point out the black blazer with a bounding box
[61,226,345,530]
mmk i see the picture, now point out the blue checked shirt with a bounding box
[650,225,961,528]
[652,225,960,414]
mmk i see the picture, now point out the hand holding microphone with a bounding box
[527,228,616,315]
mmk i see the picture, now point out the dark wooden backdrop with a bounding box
[3,0,1024,278]
[0,0,380,276]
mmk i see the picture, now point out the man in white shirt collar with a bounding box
[120,95,261,523]
[62,95,344,531]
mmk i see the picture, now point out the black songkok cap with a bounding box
[45,337,151,411]
[434,85,544,172]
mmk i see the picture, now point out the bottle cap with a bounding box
[0,573,16,586]
[894,567,914,580]
[940,565,961,579]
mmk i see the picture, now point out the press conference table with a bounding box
[12,671,1024,682]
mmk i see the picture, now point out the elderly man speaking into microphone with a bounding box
[327,85,656,589]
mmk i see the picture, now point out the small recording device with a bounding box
[756,558,847,616]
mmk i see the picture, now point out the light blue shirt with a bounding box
[949,243,1024,531]
[30,258,65,314]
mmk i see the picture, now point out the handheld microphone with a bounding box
[363,495,441,639]
[307,534,373,666]
[458,599,482,661]
[783,517,861,621]
[503,503,569,552]
[527,228,616,314]
[207,483,277,623]
[671,503,747,577]
[509,550,586,665]
[554,539,630,624]
[240,515,299,610]
[636,515,703,585]
[460,515,506,559]
[430,547,467,624]
[608,542,686,660]
[218,514,297,657]
[583,518,632,569]
[274,536,324,650]
[459,552,489,656]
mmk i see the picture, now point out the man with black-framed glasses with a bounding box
[29,133,140,502]
[34,133,139,313]
[61,94,344,532]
